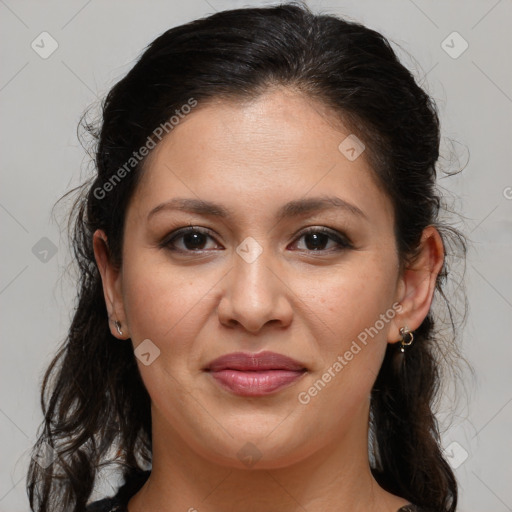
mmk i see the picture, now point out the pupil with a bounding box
[306,233,327,250]
[184,232,206,250]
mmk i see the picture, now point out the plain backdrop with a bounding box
[1,1,511,511]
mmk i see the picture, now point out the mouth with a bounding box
[204,351,307,396]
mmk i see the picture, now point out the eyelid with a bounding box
[161,226,222,251]
[290,226,353,250]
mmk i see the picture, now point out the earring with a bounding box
[114,320,123,337]
[399,327,414,353]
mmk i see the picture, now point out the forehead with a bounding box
[128,88,394,227]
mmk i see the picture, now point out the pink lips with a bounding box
[204,351,307,396]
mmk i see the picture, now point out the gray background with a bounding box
[1,1,511,510]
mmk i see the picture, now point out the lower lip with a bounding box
[208,369,306,396]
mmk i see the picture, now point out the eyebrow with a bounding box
[147,195,367,222]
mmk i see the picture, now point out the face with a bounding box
[96,88,419,469]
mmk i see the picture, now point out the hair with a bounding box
[27,3,467,511]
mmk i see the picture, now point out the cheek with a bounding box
[121,255,216,352]
[294,272,393,428]
[292,254,398,396]
[296,255,398,338]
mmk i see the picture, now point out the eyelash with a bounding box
[160,226,353,254]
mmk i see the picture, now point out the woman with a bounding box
[27,3,465,511]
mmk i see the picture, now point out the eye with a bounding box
[162,227,222,252]
[290,227,352,252]
[161,225,352,254]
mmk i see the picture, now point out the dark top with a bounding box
[86,470,432,512]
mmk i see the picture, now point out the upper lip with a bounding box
[204,351,307,372]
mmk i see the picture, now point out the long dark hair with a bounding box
[28,3,466,511]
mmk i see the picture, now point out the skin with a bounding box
[94,87,444,512]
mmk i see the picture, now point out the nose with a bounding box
[217,246,293,333]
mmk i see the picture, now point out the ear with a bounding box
[92,229,129,339]
[387,226,444,344]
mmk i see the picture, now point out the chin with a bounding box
[190,425,322,471]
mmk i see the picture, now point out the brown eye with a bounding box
[163,227,221,252]
[291,227,352,252]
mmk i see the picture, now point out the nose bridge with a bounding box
[218,238,290,332]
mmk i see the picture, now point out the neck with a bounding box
[128,402,409,512]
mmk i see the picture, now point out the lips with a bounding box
[204,351,307,397]
[204,351,307,372]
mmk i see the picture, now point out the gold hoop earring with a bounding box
[114,320,123,337]
[399,327,414,353]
